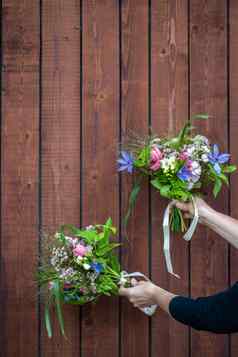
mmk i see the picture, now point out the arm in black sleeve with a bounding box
[169,282,238,334]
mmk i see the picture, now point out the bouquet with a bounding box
[118,115,236,277]
[38,218,157,338]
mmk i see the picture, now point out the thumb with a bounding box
[174,200,189,211]
[119,286,130,297]
[138,280,146,285]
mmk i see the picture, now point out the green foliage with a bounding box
[124,178,142,228]
[223,164,237,173]
[133,146,150,168]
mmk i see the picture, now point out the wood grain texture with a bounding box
[151,1,189,356]
[120,1,149,357]
[229,0,238,355]
[81,1,119,357]
[190,1,229,356]
[1,0,39,356]
[41,1,81,355]
[1,1,238,356]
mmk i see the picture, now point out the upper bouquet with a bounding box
[118,115,236,277]
[38,218,157,338]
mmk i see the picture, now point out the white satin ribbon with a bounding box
[119,271,158,316]
[162,196,199,279]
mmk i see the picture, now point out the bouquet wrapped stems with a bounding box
[170,206,188,233]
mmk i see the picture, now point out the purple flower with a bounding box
[117,151,134,173]
[90,262,103,274]
[208,144,230,175]
[177,166,193,181]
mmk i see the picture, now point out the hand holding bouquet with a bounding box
[118,115,237,277]
[38,219,156,338]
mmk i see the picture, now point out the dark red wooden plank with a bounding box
[120,1,149,357]
[81,1,119,357]
[229,1,238,355]
[151,1,189,356]
[190,1,229,356]
[41,0,81,355]
[1,1,39,356]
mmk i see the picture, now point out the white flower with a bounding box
[201,145,210,153]
[201,153,209,162]
[119,276,127,286]
[187,182,194,190]
[76,256,83,264]
[191,161,199,169]
[193,135,209,145]
[161,155,177,172]
[186,146,195,156]
[54,232,61,239]
[83,263,91,270]
[85,225,94,231]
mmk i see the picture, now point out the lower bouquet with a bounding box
[37,218,156,338]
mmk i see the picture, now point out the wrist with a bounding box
[198,204,215,225]
[150,285,160,305]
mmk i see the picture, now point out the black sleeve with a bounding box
[168,282,238,334]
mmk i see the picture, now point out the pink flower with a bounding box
[64,283,72,290]
[150,146,163,171]
[73,243,88,257]
[186,159,193,170]
[179,151,189,161]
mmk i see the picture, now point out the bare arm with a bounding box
[175,197,238,249]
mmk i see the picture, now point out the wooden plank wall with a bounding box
[1,1,238,357]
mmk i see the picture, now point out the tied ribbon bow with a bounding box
[162,196,199,279]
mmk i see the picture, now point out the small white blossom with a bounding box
[201,153,209,162]
[193,135,209,146]
[54,232,61,240]
[161,156,177,172]
[85,225,94,231]
[83,263,91,270]
[76,256,83,264]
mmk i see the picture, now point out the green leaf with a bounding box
[52,280,65,337]
[134,146,150,168]
[124,179,142,227]
[223,164,237,173]
[159,185,171,198]
[213,178,222,198]
[45,303,52,339]
[75,230,98,243]
[108,254,121,274]
[191,113,209,120]
[150,178,163,190]
[97,243,121,256]
[219,173,229,186]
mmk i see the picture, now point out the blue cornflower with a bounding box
[117,151,134,173]
[90,262,104,274]
[177,165,193,181]
[208,144,230,175]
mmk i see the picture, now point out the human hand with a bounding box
[119,279,158,308]
[173,196,213,223]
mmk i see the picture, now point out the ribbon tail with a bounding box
[163,202,181,279]
[183,196,199,242]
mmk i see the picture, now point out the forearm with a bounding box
[200,207,238,248]
[153,286,177,314]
